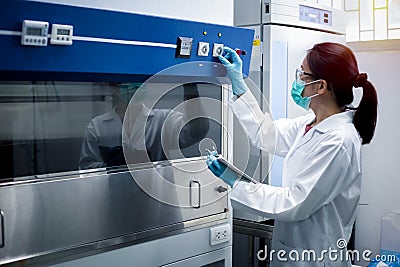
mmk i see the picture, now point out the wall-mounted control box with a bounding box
[50,24,73,45]
[299,5,332,26]
[176,37,193,58]
[21,20,49,46]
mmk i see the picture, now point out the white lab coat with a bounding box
[79,105,180,169]
[79,109,123,169]
[80,103,208,169]
[229,90,362,266]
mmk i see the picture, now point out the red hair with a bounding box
[307,42,378,144]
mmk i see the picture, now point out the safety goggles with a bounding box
[296,67,318,86]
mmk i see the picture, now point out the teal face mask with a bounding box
[291,80,320,110]
[118,83,142,103]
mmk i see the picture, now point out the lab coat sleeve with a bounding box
[229,90,312,156]
[158,110,183,150]
[79,121,106,170]
[229,142,354,222]
[161,101,209,150]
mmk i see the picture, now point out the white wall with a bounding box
[30,0,234,25]
[349,41,400,265]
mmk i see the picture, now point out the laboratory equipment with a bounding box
[50,24,73,45]
[21,19,49,46]
[0,1,253,266]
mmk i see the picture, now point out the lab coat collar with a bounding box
[313,111,354,134]
[293,111,354,151]
[102,109,120,122]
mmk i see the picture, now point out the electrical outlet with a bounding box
[210,224,231,245]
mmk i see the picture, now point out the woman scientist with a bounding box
[207,43,378,266]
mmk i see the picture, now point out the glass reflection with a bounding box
[0,81,222,180]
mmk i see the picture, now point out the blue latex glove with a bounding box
[218,47,248,95]
[206,151,237,188]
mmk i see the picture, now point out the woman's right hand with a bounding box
[218,47,248,96]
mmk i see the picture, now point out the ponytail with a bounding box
[352,73,378,144]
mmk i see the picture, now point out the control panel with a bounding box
[21,20,49,46]
[1,0,254,81]
[50,24,73,45]
[178,40,226,58]
[299,5,332,26]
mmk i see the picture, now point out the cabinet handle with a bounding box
[0,209,4,248]
[189,181,201,209]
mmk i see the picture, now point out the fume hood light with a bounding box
[217,33,222,37]
[176,36,193,58]
[203,31,208,36]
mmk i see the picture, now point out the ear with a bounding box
[318,80,329,94]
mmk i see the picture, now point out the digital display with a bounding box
[299,5,332,26]
[57,28,70,35]
[27,27,42,36]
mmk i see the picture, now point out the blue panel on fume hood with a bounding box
[0,0,254,82]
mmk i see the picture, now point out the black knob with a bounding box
[217,186,228,193]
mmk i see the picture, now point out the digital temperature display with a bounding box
[57,29,70,35]
[50,24,73,45]
[26,27,42,36]
[21,20,49,46]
